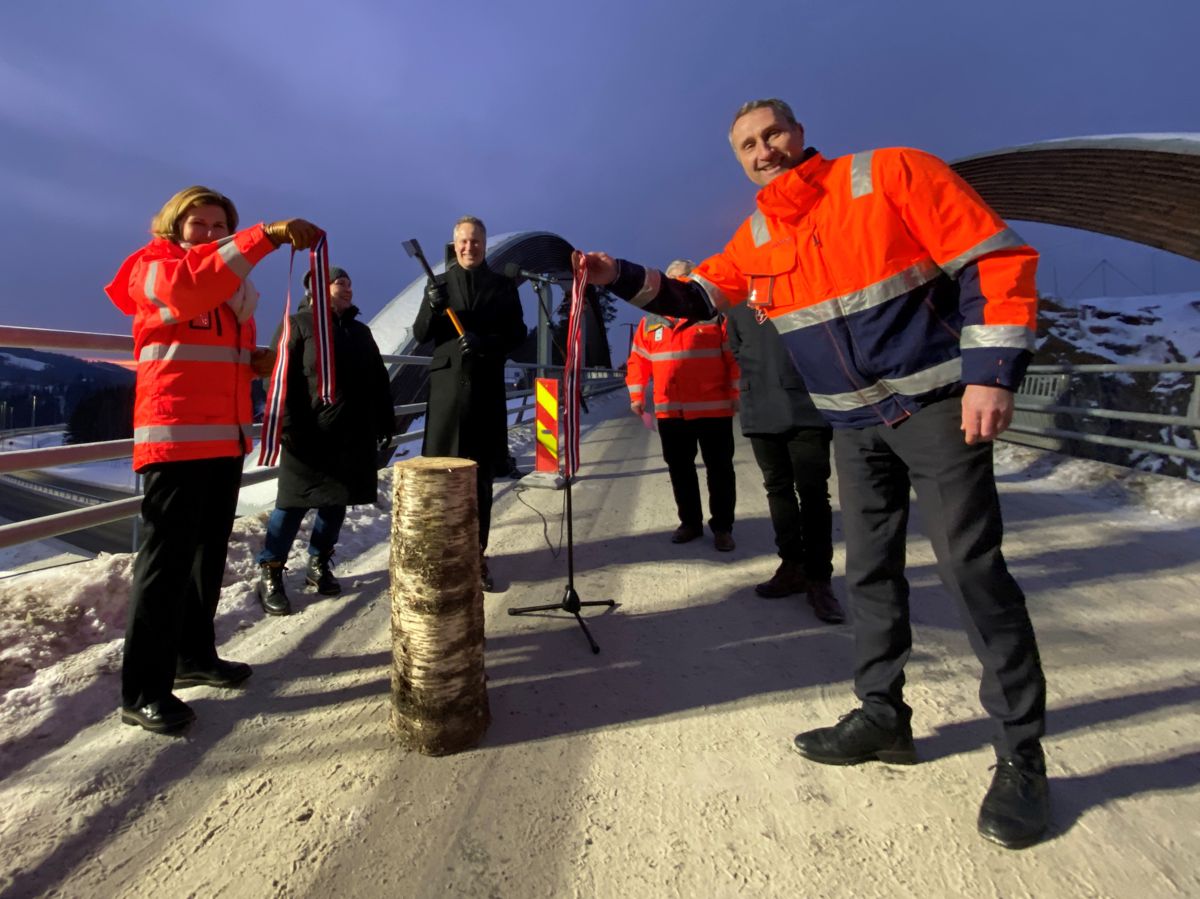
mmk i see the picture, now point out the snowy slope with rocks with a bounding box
[1034,291,1200,479]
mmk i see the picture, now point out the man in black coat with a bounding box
[725,302,844,624]
[413,216,527,591]
[255,266,395,615]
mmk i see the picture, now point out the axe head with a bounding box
[401,238,423,260]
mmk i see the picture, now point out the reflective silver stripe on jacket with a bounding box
[216,235,253,280]
[850,151,875,198]
[636,348,727,362]
[810,358,962,412]
[628,384,644,394]
[630,267,663,307]
[940,228,1025,277]
[961,324,1036,351]
[144,261,178,325]
[137,344,250,364]
[655,399,737,412]
[134,424,243,445]
[687,272,729,314]
[750,209,771,247]
[773,258,940,334]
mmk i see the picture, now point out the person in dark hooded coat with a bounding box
[255,266,394,615]
[412,216,527,591]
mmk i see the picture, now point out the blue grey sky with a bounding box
[2,1,1199,340]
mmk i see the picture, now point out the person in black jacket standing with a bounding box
[256,266,395,615]
[412,216,527,592]
[726,303,844,624]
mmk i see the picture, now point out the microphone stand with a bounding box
[507,379,614,653]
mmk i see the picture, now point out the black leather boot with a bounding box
[792,708,918,765]
[306,552,341,596]
[257,562,292,616]
[977,748,1050,849]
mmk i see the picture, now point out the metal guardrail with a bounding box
[1006,363,1200,465]
[0,325,625,552]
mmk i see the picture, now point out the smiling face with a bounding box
[730,106,807,188]
[454,222,486,270]
[177,203,230,245]
[328,275,352,312]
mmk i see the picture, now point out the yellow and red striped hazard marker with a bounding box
[535,377,559,473]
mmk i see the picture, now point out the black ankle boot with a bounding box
[306,552,341,596]
[257,562,292,616]
[978,749,1050,849]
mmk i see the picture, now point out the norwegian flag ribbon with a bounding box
[258,232,337,466]
[562,255,588,479]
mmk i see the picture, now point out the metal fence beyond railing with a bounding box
[1007,363,1200,469]
[0,325,625,553]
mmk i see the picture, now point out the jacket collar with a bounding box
[755,147,830,223]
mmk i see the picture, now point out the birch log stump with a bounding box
[389,456,489,754]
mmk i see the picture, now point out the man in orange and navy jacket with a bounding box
[626,258,741,552]
[578,99,1048,851]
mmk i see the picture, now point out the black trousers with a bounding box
[833,396,1046,756]
[122,456,243,708]
[657,416,736,533]
[477,464,494,552]
[749,427,834,582]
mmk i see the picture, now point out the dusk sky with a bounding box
[3,1,1199,346]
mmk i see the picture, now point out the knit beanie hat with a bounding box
[303,266,350,290]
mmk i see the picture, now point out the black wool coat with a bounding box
[412,261,527,465]
[275,301,395,508]
[725,303,829,437]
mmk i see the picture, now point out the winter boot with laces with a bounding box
[305,552,341,596]
[257,561,292,616]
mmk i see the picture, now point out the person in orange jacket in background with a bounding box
[105,185,319,734]
[626,259,740,552]
[577,99,1048,850]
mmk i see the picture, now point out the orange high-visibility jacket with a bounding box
[104,224,276,470]
[626,315,740,419]
[628,148,1038,429]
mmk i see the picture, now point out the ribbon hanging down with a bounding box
[258,232,337,466]
[562,254,588,479]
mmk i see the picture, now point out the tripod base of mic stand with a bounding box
[508,585,616,654]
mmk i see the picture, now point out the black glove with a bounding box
[425,281,448,313]
[458,332,483,356]
[315,400,345,432]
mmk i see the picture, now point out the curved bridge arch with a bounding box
[951,134,1200,260]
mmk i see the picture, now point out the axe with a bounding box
[403,238,464,336]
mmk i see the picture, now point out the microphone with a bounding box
[503,263,559,283]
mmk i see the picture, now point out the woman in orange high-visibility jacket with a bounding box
[625,263,741,551]
[578,98,1050,851]
[105,185,319,734]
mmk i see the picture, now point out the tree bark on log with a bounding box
[389,456,489,754]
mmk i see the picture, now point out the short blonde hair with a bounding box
[150,186,239,242]
[453,215,487,237]
[665,259,695,278]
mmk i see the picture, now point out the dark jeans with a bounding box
[257,505,347,565]
[657,416,736,533]
[122,456,243,708]
[749,427,834,582]
[833,396,1046,756]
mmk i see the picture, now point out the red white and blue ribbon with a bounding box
[562,255,587,479]
[258,232,336,466]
